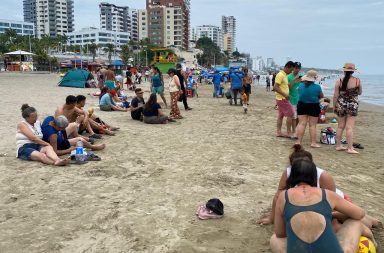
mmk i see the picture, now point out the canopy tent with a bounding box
[4,50,34,56]
[58,69,93,88]
[111,60,124,66]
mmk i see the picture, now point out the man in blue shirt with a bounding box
[212,71,222,97]
[229,70,243,105]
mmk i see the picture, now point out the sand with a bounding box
[0,72,382,253]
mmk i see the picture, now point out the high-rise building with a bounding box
[99,2,139,42]
[223,33,234,54]
[195,25,223,51]
[138,9,148,41]
[222,16,236,53]
[145,0,190,50]
[0,19,34,36]
[23,0,74,38]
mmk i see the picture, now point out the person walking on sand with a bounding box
[168,68,183,119]
[150,67,167,108]
[333,63,362,154]
[287,62,302,137]
[295,70,324,148]
[274,61,295,138]
[242,68,253,105]
[176,63,192,110]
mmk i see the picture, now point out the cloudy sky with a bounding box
[3,0,383,74]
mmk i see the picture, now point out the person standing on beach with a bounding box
[212,71,222,97]
[333,63,362,154]
[176,63,192,110]
[266,75,271,92]
[242,68,253,105]
[274,61,295,138]
[105,65,116,89]
[287,62,302,137]
[150,67,167,108]
[229,70,243,105]
[168,68,183,119]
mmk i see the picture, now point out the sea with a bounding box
[321,75,384,106]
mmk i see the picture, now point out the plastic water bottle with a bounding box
[75,140,85,162]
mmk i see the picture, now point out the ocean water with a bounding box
[321,75,384,106]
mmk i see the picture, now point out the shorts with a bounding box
[18,143,42,160]
[57,140,71,150]
[277,99,294,118]
[297,101,320,117]
[291,104,298,119]
[152,86,163,95]
[100,104,112,111]
[243,84,251,94]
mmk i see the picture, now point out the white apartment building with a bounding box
[138,9,148,41]
[100,2,139,41]
[195,25,223,51]
[222,16,236,53]
[163,6,184,48]
[0,19,34,36]
[23,0,74,38]
[67,27,130,52]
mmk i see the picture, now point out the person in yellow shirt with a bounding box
[274,61,295,138]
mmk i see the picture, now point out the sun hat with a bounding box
[301,70,318,82]
[54,115,69,128]
[341,63,357,72]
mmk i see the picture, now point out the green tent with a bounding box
[58,69,92,88]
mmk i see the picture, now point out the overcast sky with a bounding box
[2,0,383,74]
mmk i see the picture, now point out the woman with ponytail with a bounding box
[333,63,362,154]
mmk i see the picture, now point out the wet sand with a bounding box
[0,72,382,253]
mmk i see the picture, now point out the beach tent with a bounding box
[58,69,92,88]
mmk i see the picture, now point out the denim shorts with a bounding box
[18,143,42,160]
[152,86,163,95]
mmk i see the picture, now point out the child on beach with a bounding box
[240,88,248,113]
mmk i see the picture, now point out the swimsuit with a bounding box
[335,78,360,117]
[284,189,343,253]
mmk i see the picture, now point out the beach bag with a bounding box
[224,90,232,99]
[320,127,336,145]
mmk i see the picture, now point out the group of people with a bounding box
[256,144,379,253]
[16,95,120,166]
[274,61,362,154]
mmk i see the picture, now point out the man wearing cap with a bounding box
[287,62,302,137]
[130,88,145,121]
[176,64,192,110]
[41,115,105,156]
[274,61,295,138]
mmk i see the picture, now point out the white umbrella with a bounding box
[4,50,34,55]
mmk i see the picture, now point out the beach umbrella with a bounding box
[4,50,35,63]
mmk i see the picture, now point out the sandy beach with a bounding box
[0,72,383,253]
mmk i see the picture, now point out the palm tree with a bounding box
[88,43,99,62]
[104,43,115,64]
[4,28,17,45]
[119,44,131,65]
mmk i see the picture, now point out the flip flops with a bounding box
[353,143,364,149]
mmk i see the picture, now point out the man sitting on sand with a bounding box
[99,89,128,112]
[55,95,102,140]
[42,115,105,156]
[130,88,145,121]
[76,95,116,136]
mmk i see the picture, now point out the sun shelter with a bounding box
[58,69,93,88]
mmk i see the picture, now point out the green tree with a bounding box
[88,43,99,62]
[104,43,115,63]
[120,44,131,65]
[195,37,225,67]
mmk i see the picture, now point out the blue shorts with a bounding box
[152,86,163,95]
[18,143,42,160]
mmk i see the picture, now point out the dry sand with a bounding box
[0,72,383,253]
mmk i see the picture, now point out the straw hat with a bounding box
[341,63,357,72]
[301,70,318,82]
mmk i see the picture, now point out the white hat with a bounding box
[301,70,318,82]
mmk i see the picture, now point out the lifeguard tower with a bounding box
[151,48,177,74]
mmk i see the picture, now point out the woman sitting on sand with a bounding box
[143,93,175,124]
[270,159,372,253]
[295,70,324,148]
[257,144,379,230]
[41,115,106,156]
[99,88,127,112]
[333,63,362,154]
[16,104,67,166]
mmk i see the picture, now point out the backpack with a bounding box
[320,127,336,145]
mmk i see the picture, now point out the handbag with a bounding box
[178,92,184,102]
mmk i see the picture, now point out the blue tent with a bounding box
[111,60,124,66]
[58,69,92,88]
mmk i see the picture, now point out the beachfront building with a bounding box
[145,0,190,50]
[138,9,148,41]
[195,25,224,51]
[222,16,236,53]
[23,0,74,38]
[66,27,130,53]
[0,19,35,36]
[252,56,265,71]
[99,2,139,42]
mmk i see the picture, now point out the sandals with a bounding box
[86,152,101,161]
[352,143,364,149]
